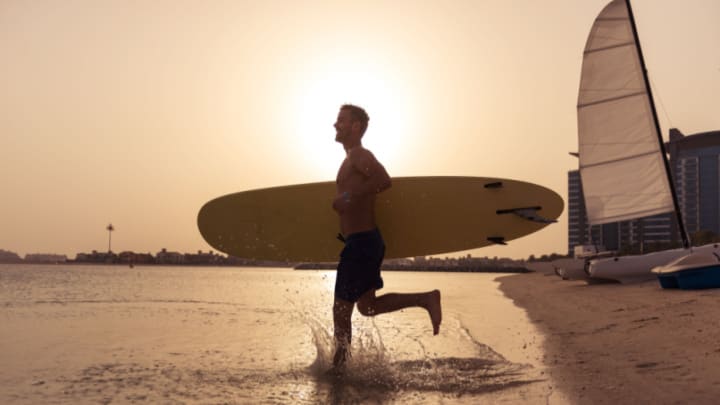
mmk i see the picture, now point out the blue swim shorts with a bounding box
[335,228,385,302]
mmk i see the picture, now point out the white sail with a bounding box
[577,0,674,224]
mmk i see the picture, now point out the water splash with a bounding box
[297,308,543,403]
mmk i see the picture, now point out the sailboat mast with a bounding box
[625,0,690,249]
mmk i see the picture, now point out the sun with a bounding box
[288,54,416,180]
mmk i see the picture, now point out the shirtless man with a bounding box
[331,104,442,368]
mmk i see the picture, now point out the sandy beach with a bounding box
[499,270,720,404]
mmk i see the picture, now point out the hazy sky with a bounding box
[2,0,719,259]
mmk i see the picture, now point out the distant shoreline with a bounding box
[1,261,531,273]
[1,248,559,271]
[295,262,530,273]
[0,261,293,268]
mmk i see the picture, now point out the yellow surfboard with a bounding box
[197,176,563,262]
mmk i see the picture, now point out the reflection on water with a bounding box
[1,265,552,404]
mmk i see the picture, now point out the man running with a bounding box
[331,104,442,368]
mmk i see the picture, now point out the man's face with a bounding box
[334,109,355,143]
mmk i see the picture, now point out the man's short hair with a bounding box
[341,104,369,135]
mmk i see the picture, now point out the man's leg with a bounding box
[356,289,442,335]
[332,297,354,368]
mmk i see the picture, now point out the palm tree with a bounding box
[106,223,114,253]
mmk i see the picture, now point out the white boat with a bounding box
[576,0,692,283]
[552,246,616,281]
[588,248,687,283]
[587,243,720,283]
[652,250,720,289]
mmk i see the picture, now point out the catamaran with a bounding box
[575,0,720,284]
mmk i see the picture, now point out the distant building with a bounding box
[71,248,235,266]
[75,250,117,263]
[117,251,154,265]
[24,253,67,263]
[568,128,720,255]
[134,253,155,265]
[667,128,720,236]
[383,257,412,266]
[156,248,184,265]
[0,249,23,263]
[184,250,221,265]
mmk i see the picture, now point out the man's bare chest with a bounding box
[336,159,364,188]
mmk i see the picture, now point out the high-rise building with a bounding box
[568,128,720,256]
[668,129,720,236]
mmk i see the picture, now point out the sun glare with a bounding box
[290,55,416,180]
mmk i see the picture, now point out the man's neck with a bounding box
[344,141,362,154]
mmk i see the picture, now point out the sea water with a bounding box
[0,264,563,404]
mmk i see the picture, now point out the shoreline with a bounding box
[2,261,530,273]
[497,271,720,404]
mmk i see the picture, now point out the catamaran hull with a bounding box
[656,266,720,289]
[652,251,720,289]
[589,244,720,283]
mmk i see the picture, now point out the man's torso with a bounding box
[335,156,377,236]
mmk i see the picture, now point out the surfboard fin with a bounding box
[497,206,557,224]
[487,237,506,245]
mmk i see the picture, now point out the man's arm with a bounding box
[348,148,392,197]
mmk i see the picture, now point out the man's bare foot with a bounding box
[332,345,349,368]
[327,347,349,378]
[427,289,442,335]
[325,365,346,378]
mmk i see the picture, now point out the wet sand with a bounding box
[498,271,720,404]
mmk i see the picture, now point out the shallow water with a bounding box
[0,264,563,404]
